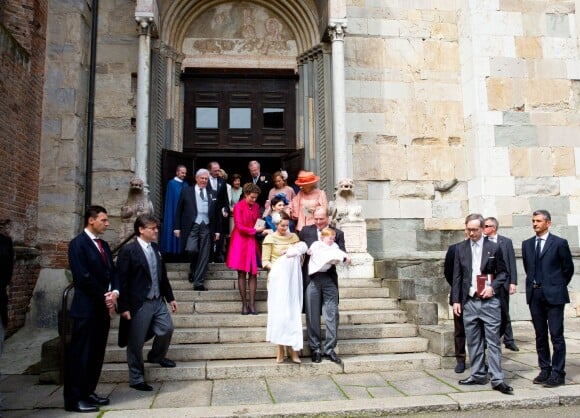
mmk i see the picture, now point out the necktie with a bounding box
[535,238,542,283]
[200,188,205,200]
[94,238,108,265]
[145,245,160,298]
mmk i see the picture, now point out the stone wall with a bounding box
[0,1,47,334]
[345,1,580,257]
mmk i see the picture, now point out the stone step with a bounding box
[172,287,391,300]
[107,323,418,346]
[103,337,429,363]
[169,276,383,290]
[189,298,398,314]
[100,352,441,383]
[110,310,407,329]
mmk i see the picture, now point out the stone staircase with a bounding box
[100,263,440,383]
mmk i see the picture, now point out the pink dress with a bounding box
[226,199,261,274]
[289,188,328,231]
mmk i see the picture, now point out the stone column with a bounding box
[135,16,152,189]
[328,20,348,181]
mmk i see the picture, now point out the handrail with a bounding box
[59,282,74,384]
[59,232,135,383]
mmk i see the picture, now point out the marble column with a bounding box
[135,16,152,189]
[328,20,348,181]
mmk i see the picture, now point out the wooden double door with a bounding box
[161,68,303,205]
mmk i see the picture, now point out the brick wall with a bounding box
[0,1,48,335]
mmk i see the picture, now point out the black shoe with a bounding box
[86,393,110,406]
[130,382,154,391]
[188,275,194,283]
[543,376,565,388]
[504,342,520,351]
[65,400,99,413]
[492,382,514,394]
[312,350,322,363]
[194,285,208,291]
[454,362,466,373]
[533,370,551,384]
[458,376,488,385]
[324,350,342,364]
[158,358,176,368]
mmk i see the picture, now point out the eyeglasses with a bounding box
[484,224,496,228]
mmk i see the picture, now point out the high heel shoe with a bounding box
[276,345,285,363]
[241,303,249,315]
[288,347,301,364]
[248,304,258,315]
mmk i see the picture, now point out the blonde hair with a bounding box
[320,227,336,238]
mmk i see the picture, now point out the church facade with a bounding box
[1,0,579,333]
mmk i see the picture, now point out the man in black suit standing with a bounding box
[117,214,178,391]
[522,209,574,388]
[207,161,229,262]
[65,206,119,413]
[246,160,270,212]
[452,213,513,394]
[484,217,519,351]
[444,240,467,373]
[174,168,221,290]
[299,207,346,364]
[0,219,14,360]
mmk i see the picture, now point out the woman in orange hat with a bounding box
[289,171,328,232]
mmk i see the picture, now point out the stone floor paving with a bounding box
[1,319,580,416]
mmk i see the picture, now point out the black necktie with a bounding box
[535,238,542,283]
[200,188,205,200]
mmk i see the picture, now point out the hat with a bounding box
[295,171,320,186]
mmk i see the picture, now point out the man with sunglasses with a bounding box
[483,217,519,352]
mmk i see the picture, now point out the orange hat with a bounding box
[295,171,320,186]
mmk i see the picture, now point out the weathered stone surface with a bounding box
[515,36,542,58]
[401,301,438,325]
[212,377,272,406]
[553,147,576,176]
[537,126,580,147]
[419,324,455,356]
[495,125,538,146]
[514,177,559,197]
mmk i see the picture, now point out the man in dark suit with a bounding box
[0,219,14,360]
[299,207,346,364]
[117,214,178,391]
[451,213,513,394]
[174,168,222,290]
[207,161,230,262]
[65,206,119,413]
[522,209,574,388]
[484,217,519,351]
[444,240,467,373]
[246,160,270,211]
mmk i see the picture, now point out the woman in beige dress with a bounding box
[289,171,328,232]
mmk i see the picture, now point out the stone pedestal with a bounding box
[337,218,374,279]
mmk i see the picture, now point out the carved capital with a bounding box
[328,20,347,42]
[135,16,153,35]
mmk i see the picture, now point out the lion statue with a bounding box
[119,177,154,244]
[330,178,362,225]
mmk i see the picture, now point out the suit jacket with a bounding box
[67,231,118,318]
[299,225,346,290]
[444,243,458,305]
[116,240,175,347]
[208,176,230,216]
[522,233,574,305]
[451,239,507,306]
[245,172,271,208]
[174,185,222,251]
[494,234,518,289]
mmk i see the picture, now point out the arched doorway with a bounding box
[154,0,328,214]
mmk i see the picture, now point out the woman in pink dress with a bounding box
[226,183,266,314]
[289,171,328,232]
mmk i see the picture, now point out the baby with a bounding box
[307,227,349,275]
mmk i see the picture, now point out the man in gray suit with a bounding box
[118,214,178,391]
[484,217,519,351]
[452,213,512,394]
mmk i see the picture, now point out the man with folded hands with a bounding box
[451,213,513,394]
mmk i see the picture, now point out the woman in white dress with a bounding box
[262,211,307,363]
